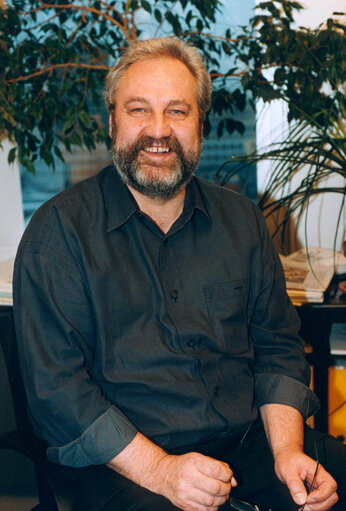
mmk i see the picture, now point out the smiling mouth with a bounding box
[142,146,171,154]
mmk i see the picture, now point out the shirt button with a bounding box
[187,339,196,349]
[170,290,179,302]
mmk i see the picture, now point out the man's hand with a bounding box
[260,403,338,511]
[274,449,338,511]
[156,451,236,510]
[107,432,236,511]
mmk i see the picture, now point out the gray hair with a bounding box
[104,37,212,121]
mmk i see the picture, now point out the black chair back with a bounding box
[1,310,32,431]
[0,310,74,511]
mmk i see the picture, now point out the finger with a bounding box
[305,484,338,510]
[193,473,232,497]
[197,456,235,483]
[284,469,308,506]
[306,468,338,503]
[187,487,230,509]
[302,491,338,511]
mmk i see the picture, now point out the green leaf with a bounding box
[226,118,236,134]
[204,117,211,137]
[217,120,224,138]
[154,9,162,23]
[166,12,182,36]
[141,0,152,14]
[130,0,139,10]
[20,158,35,174]
[186,10,193,26]
[63,116,76,133]
[78,110,91,125]
[8,147,17,164]
[54,145,64,162]
[196,18,203,32]
[70,131,83,147]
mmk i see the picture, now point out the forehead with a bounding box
[116,57,198,106]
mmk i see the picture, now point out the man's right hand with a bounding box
[107,432,236,511]
[156,451,235,510]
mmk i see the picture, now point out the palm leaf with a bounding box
[216,92,346,243]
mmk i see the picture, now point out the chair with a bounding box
[0,310,74,511]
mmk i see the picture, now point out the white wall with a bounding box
[0,140,24,261]
[256,0,345,251]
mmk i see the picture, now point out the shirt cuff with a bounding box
[255,373,320,419]
[46,405,138,467]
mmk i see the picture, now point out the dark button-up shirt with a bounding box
[13,165,319,468]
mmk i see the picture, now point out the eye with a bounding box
[128,107,149,117]
[167,109,186,119]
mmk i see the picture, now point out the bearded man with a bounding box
[13,37,345,511]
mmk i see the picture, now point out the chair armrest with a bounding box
[0,429,74,511]
[0,429,47,464]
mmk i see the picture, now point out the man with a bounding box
[13,38,344,511]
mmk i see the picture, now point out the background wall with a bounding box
[0,140,24,262]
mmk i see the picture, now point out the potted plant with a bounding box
[0,1,344,251]
[215,2,345,252]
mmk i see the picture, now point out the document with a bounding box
[0,257,14,306]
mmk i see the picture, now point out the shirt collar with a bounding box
[101,165,139,232]
[100,165,212,232]
[181,177,211,229]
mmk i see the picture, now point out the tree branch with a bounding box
[183,31,250,43]
[21,2,132,41]
[8,62,111,83]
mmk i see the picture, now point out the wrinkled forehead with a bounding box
[114,57,199,107]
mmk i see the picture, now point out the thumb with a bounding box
[286,474,308,506]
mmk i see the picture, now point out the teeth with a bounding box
[144,146,169,153]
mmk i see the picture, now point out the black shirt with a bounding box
[13,165,319,467]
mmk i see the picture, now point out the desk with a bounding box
[0,305,16,435]
[0,306,13,339]
[297,283,346,433]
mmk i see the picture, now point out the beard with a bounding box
[111,127,202,200]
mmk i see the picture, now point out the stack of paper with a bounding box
[280,247,345,306]
[0,257,14,306]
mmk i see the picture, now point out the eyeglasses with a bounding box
[229,497,260,511]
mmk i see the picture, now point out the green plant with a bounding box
[1,0,345,246]
[215,3,346,245]
[0,0,249,172]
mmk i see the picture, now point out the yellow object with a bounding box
[328,366,346,442]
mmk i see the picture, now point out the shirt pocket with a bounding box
[203,277,250,355]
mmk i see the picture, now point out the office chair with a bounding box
[0,310,74,511]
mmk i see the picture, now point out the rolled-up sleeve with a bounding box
[13,212,138,467]
[255,373,319,419]
[250,208,319,418]
[47,406,138,466]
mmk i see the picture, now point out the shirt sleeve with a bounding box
[13,215,138,467]
[249,207,320,419]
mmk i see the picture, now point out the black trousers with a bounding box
[63,420,346,511]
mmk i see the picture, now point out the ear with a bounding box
[108,112,114,138]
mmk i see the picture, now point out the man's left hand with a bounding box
[274,449,338,511]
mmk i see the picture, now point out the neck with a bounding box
[128,186,186,234]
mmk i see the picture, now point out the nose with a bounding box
[144,112,172,139]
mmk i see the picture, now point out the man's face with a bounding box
[110,57,203,200]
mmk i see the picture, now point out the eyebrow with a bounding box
[124,97,150,107]
[124,97,192,111]
[166,100,192,112]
